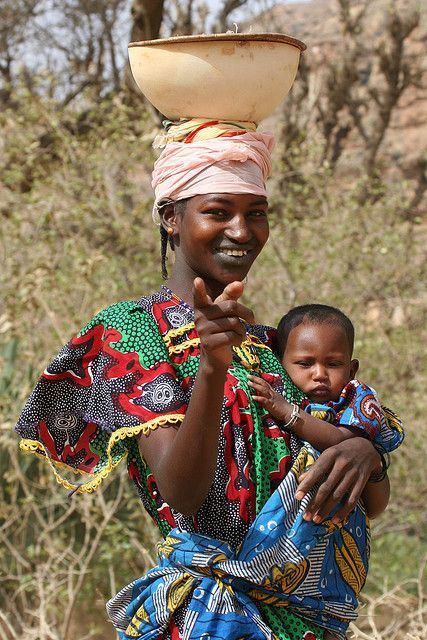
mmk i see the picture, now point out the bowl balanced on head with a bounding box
[15,32,402,640]
[128,32,306,122]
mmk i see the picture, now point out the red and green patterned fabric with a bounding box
[16,288,327,639]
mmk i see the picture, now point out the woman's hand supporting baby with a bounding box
[248,375,388,524]
[296,440,386,524]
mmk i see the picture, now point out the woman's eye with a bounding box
[204,209,226,216]
[249,210,268,217]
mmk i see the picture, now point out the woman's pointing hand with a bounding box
[193,277,255,368]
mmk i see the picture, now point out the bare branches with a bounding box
[214,0,250,32]
[361,4,421,177]
[1,443,155,640]
[350,558,427,639]
[0,0,42,104]
[277,0,423,204]
[130,0,165,41]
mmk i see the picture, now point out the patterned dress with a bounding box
[14,288,403,640]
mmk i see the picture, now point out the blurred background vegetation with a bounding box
[0,0,426,638]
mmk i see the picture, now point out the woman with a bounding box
[15,121,390,640]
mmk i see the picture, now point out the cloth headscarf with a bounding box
[151,119,274,221]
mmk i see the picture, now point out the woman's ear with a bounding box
[350,359,359,379]
[159,202,177,236]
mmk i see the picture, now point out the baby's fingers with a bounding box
[247,375,270,392]
[250,394,269,406]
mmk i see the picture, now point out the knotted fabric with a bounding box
[153,118,258,147]
[151,119,274,221]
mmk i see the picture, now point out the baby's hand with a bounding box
[247,375,291,421]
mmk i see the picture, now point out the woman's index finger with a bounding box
[193,278,212,309]
[294,459,329,500]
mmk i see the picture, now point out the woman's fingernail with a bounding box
[303,512,311,521]
[295,491,304,500]
[313,515,322,524]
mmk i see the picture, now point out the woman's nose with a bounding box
[225,215,252,243]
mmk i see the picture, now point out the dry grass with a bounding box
[350,559,427,639]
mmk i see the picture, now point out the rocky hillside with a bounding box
[252,0,427,168]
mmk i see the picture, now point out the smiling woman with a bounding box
[14,39,389,640]
[161,193,270,300]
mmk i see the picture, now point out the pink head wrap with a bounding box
[151,131,274,220]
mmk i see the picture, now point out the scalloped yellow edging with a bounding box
[19,413,185,494]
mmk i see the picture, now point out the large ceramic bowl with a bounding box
[128,33,306,123]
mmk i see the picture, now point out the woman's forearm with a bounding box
[361,475,390,518]
[138,279,254,516]
[138,357,228,515]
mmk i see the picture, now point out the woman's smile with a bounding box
[166,192,269,298]
[214,243,256,265]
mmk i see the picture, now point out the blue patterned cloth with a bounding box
[107,445,370,640]
[303,379,404,451]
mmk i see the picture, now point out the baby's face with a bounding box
[281,322,359,403]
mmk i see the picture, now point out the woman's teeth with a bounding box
[218,249,249,257]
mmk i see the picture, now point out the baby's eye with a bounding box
[296,361,311,368]
[328,361,343,368]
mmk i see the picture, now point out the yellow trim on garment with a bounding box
[19,413,185,494]
[162,323,196,347]
[162,322,200,354]
[162,322,270,362]
[167,338,201,354]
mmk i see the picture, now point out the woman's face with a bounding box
[169,193,269,293]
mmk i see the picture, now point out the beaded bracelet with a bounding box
[368,444,390,483]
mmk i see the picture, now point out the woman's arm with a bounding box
[361,476,390,519]
[248,375,389,519]
[137,278,253,516]
[294,412,390,520]
[282,409,390,520]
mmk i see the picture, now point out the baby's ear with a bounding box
[350,359,359,379]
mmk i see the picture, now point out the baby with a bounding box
[248,303,403,521]
[248,304,403,639]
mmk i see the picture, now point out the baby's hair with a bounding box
[274,304,355,359]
